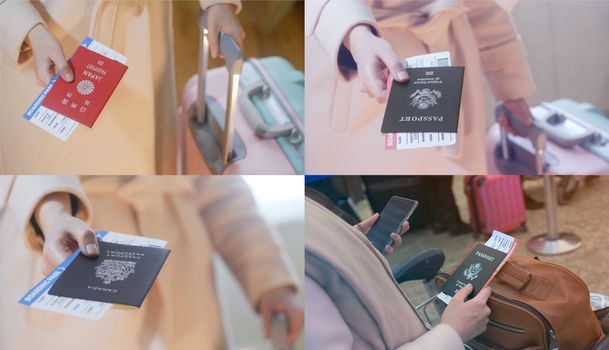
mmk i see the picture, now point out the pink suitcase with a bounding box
[464,175,526,235]
[486,103,609,175]
[176,10,298,175]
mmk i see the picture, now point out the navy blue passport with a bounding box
[381,66,464,133]
[441,243,506,300]
[48,241,170,307]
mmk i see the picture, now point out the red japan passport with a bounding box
[41,45,128,128]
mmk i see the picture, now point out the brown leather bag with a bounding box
[436,254,605,350]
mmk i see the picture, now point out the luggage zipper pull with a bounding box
[548,329,559,350]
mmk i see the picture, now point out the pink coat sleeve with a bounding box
[396,324,464,350]
[5,176,91,254]
[306,0,377,80]
[305,277,464,350]
[196,177,298,308]
[199,0,242,13]
[0,0,44,65]
[466,0,536,101]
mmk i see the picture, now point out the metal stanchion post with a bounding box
[527,175,582,255]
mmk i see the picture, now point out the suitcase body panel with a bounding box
[487,100,609,175]
[487,124,609,175]
[465,175,526,234]
[239,57,304,173]
[178,69,295,175]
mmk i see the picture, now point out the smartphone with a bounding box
[367,196,418,253]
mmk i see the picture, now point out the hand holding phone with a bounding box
[364,196,418,254]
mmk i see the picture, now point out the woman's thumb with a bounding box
[453,284,474,302]
[72,225,99,257]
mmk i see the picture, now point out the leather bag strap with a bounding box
[495,261,553,300]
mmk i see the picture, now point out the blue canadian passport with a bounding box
[48,241,170,307]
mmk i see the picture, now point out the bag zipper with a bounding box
[488,319,525,334]
[438,273,559,349]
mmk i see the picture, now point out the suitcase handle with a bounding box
[247,58,304,136]
[270,313,291,350]
[240,80,300,139]
[197,9,243,166]
[496,104,547,174]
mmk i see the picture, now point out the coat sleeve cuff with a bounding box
[199,0,242,14]
[0,1,44,65]
[480,37,536,101]
[7,176,91,254]
[242,242,299,310]
[313,0,377,80]
[398,324,464,350]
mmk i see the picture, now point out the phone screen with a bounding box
[367,196,418,253]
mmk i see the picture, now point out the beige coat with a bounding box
[0,175,298,349]
[305,198,463,349]
[305,0,536,174]
[0,0,238,175]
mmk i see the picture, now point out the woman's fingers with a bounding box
[390,232,402,247]
[49,48,73,82]
[68,220,99,257]
[399,220,410,236]
[286,308,305,344]
[43,240,71,273]
[378,46,408,82]
[355,213,380,234]
[35,56,54,87]
[498,114,518,135]
[453,283,474,303]
[206,3,244,59]
[208,24,220,59]
[360,66,386,102]
[384,244,394,255]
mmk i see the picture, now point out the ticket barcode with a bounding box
[436,58,449,67]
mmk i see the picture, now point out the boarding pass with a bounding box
[384,51,457,150]
[23,38,128,141]
[19,231,165,320]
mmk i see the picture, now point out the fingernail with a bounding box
[397,71,408,81]
[86,243,99,255]
[65,72,74,81]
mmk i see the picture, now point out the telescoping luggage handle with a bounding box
[193,9,244,173]
[270,313,292,350]
[496,104,547,175]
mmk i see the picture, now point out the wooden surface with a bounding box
[172,0,304,102]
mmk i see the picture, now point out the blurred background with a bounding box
[484,0,609,125]
[173,0,304,104]
[217,175,304,350]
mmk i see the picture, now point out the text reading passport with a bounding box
[48,241,170,307]
[381,66,464,134]
[440,243,507,302]
[41,46,128,128]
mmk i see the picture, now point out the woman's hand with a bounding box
[258,287,304,345]
[354,213,410,255]
[36,193,98,275]
[26,24,74,87]
[344,24,409,103]
[441,284,492,342]
[206,3,245,59]
[498,98,535,136]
